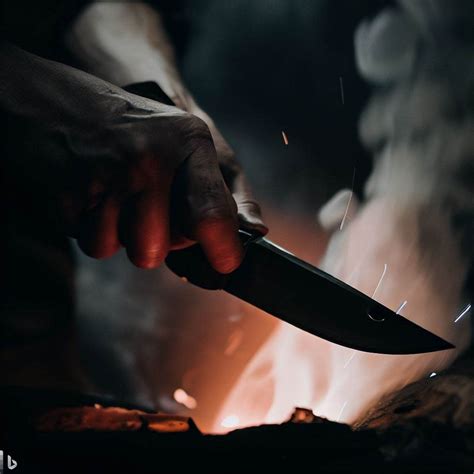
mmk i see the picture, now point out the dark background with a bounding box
[176,0,390,210]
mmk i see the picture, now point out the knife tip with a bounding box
[440,340,456,350]
[423,337,455,353]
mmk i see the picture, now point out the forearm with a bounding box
[0,41,116,124]
[66,1,197,111]
[0,42,58,118]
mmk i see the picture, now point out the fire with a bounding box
[220,414,240,429]
[211,198,469,433]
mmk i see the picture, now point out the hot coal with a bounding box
[2,348,473,474]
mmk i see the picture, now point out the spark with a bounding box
[221,414,240,429]
[173,388,197,410]
[281,130,289,145]
[372,263,388,299]
[339,168,356,230]
[94,403,102,409]
[454,303,471,323]
[224,329,244,356]
[336,401,348,422]
[396,300,408,315]
[228,313,242,323]
[343,351,356,369]
[429,372,437,378]
[346,266,361,285]
[339,76,345,105]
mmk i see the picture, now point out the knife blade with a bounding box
[166,229,454,354]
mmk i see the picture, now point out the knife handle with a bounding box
[166,229,259,290]
[123,81,176,106]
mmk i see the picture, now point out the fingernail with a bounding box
[215,254,242,274]
[239,213,269,235]
[127,250,165,269]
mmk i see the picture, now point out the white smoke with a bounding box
[214,0,473,431]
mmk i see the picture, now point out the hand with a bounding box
[65,0,268,246]
[184,102,268,235]
[2,45,266,272]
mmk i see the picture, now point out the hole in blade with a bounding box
[367,307,386,322]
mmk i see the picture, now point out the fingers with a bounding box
[75,176,172,268]
[119,176,172,269]
[203,117,268,236]
[231,173,268,236]
[184,141,243,274]
[71,110,258,273]
[77,196,121,259]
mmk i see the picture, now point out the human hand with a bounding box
[2,45,266,273]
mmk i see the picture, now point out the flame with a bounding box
[211,199,469,433]
[220,414,240,429]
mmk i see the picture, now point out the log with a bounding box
[355,347,474,472]
[2,348,473,473]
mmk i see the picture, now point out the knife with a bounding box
[123,81,453,355]
[166,229,454,355]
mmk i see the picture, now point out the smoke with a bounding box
[318,0,474,421]
[214,0,473,431]
[356,0,474,265]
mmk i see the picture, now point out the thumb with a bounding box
[232,173,268,236]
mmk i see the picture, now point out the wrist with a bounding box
[65,1,194,109]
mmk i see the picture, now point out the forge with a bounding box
[2,352,473,474]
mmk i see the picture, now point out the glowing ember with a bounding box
[173,388,197,410]
[290,407,316,423]
[454,303,471,323]
[281,131,289,145]
[37,407,191,433]
[396,300,408,315]
[221,415,240,429]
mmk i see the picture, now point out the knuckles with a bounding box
[171,113,214,156]
[69,93,242,270]
[196,208,237,229]
[112,110,214,169]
